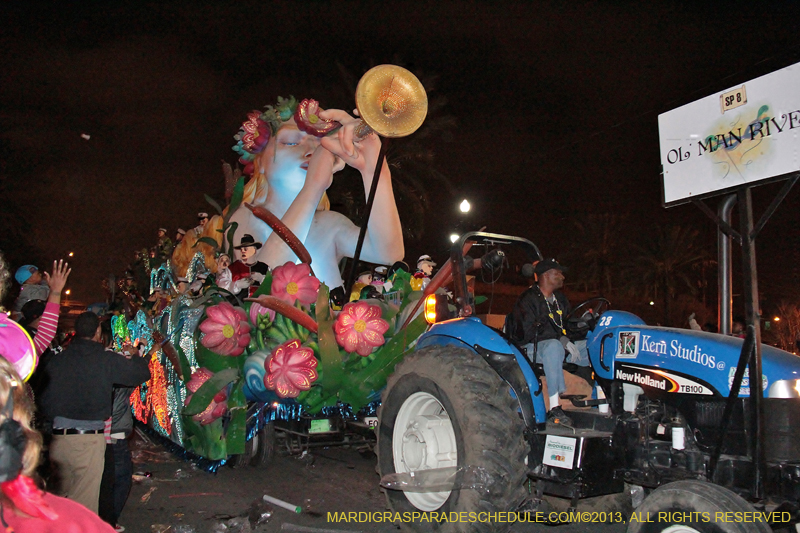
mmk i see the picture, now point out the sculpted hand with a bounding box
[305,146,341,191]
[318,109,381,174]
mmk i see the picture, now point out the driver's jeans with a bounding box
[524,339,589,396]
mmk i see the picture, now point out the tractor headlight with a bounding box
[424,294,438,324]
[767,379,800,398]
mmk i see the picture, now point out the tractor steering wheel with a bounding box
[565,297,611,337]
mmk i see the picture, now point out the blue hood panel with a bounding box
[587,311,800,396]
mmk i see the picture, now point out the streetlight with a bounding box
[450,233,459,243]
[459,199,471,213]
[774,316,781,322]
[68,252,74,257]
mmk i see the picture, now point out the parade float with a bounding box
[111,66,437,467]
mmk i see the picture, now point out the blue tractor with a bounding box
[377,231,799,533]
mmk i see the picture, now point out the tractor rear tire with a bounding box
[627,480,772,533]
[229,422,276,468]
[249,422,276,467]
[377,345,528,532]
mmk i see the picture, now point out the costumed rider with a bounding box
[194,212,209,237]
[371,265,388,292]
[229,234,269,296]
[349,270,372,302]
[156,228,172,260]
[508,258,592,427]
[410,255,436,291]
[213,252,233,292]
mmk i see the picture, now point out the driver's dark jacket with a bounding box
[508,285,572,344]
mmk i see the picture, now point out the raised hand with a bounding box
[44,260,71,298]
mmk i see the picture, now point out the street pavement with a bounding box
[119,432,627,533]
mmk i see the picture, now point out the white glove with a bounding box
[565,341,580,362]
[250,272,265,283]
[232,278,251,294]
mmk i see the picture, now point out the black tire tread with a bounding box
[378,345,529,532]
[627,479,772,533]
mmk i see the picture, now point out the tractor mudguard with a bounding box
[416,317,548,426]
[587,310,800,397]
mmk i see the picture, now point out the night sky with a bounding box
[2,1,799,309]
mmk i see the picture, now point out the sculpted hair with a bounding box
[74,311,100,338]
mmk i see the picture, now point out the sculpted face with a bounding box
[239,246,256,262]
[261,120,321,191]
[217,254,231,270]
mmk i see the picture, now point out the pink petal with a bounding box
[366,318,390,335]
[199,320,223,334]
[361,329,386,347]
[205,305,227,323]
[202,331,226,348]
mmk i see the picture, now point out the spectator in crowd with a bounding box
[0,337,115,531]
[11,264,50,321]
[16,260,71,358]
[38,312,150,514]
[98,324,138,532]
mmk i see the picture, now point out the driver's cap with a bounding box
[534,258,568,275]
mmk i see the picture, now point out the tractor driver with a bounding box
[508,258,591,426]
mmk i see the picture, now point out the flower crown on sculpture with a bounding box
[232,96,341,175]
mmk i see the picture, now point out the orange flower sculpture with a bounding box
[199,301,251,356]
[334,301,389,356]
[264,339,319,398]
[270,261,320,305]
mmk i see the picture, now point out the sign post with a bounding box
[659,61,800,500]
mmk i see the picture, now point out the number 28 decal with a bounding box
[598,316,613,327]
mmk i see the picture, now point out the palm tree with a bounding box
[567,213,627,294]
[621,224,711,326]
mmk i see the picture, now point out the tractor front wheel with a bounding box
[377,345,528,532]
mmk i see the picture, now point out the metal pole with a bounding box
[737,186,765,500]
[345,138,390,292]
[717,194,737,334]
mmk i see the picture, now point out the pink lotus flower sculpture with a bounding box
[240,111,271,154]
[249,301,275,325]
[293,99,340,137]
[199,301,251,356]
[270,261,320,306]
[334,301,389,356]
[184,368,228,425]
[264,339,319,398]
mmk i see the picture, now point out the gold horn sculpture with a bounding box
[345,65,428,290]
[354,64,428,139]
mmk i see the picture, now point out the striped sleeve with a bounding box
[32,302,60,356]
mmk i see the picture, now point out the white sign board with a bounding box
[659,61,800,206]
[542,435,577,469]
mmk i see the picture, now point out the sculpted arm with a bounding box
[260,146,340,266]
[319,109,404,265]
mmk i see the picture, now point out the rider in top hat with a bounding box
[229,234,269,296]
